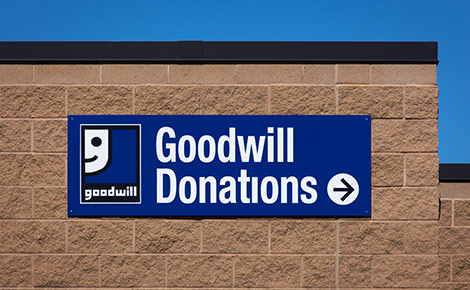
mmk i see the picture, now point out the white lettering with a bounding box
[300,176,317,204]
[156,168,177,203]
[156,127,176,163]
[260,176,278,204]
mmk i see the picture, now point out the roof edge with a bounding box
[440,164,470,182]
[0,41,438,64]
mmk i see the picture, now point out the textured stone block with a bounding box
[339,255,371,287]
[439,283,470,290]
[337,64,370,84]
[237,64,302,84]
[404,222,438,254]
[0,65,33,84]
[0,86,65,118]
[67,221,133,253]
[102,64,167,84]
[136,220,200,253]
[371,64,436,84]
[33,187,67,219]
[439,200,453,226]
[33,120,67,152]
[235,256,300,287]
[439,255,451,282]
[340,222,404,254]
[405,153,439,186]
[0,221,65,253]
[372,119,438,152]
[0,120,31,151]
[453,256,470,282]
[270,221,335,254]
[169,64,236,83]
[338,86,403,118]
[135,86,199,114]
[202,221,267,253]
[199,86,267,114]
[454,200,470,226]
[372,255,438,287]
[0,255,32,286]
[371,154,403,186]
[270,86,335,115]
[168,255,232,287]
[35,65,100,84]
[439,227,470,254]
[303,65,336,84]
[34,255,99,287]
[373,187,438,220]
[405,86,439,118]
[101,255,165,287]
[0,187,31,218]
[67,86,133,114]
[0,154,66,186]
[303,255,335,287]
[440,183,470,198]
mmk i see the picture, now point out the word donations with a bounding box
[68,115,371,217]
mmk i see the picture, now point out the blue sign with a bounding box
[68,115,371,217]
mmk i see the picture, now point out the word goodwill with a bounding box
[156,126,294,163]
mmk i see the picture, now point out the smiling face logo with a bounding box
[80,125,141,204]
[84,129,111,174]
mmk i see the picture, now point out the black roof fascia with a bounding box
[440,164,470,182]
[0,41,438,64]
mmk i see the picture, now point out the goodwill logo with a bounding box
[80,125,141,203]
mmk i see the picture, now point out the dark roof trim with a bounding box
[440,164,470,182]
[0,41,438,64]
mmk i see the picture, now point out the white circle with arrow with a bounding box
[327,173,359,205]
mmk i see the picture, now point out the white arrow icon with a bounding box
[327,173,359,205]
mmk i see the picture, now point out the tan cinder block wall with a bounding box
[0,63,439,289]
[439,183,470,290]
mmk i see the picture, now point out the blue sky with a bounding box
[1,0,469,163]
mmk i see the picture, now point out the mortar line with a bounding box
[300,255,304,287]
[0,117,68,121]
[30,120,34,152]
[301,65,305,83]
[369,65,372,84]
[232,256,235,287]
[31,254,35,287]
[334,64,339,114]
[0,252,369,257]
[335,219,339,290]
[402,86,406,119]
[65,88,68,116]
[0,217,441,223]
[166,64,170,84]
[30,187,34,218]
[403,153,406,186]
[98,255,101,287]
[0,151,67,154]
[65,221,68,253]
[452,200,454,227]
[450,255,453,282]
[165,256,168,287]
[16,282,328,290]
